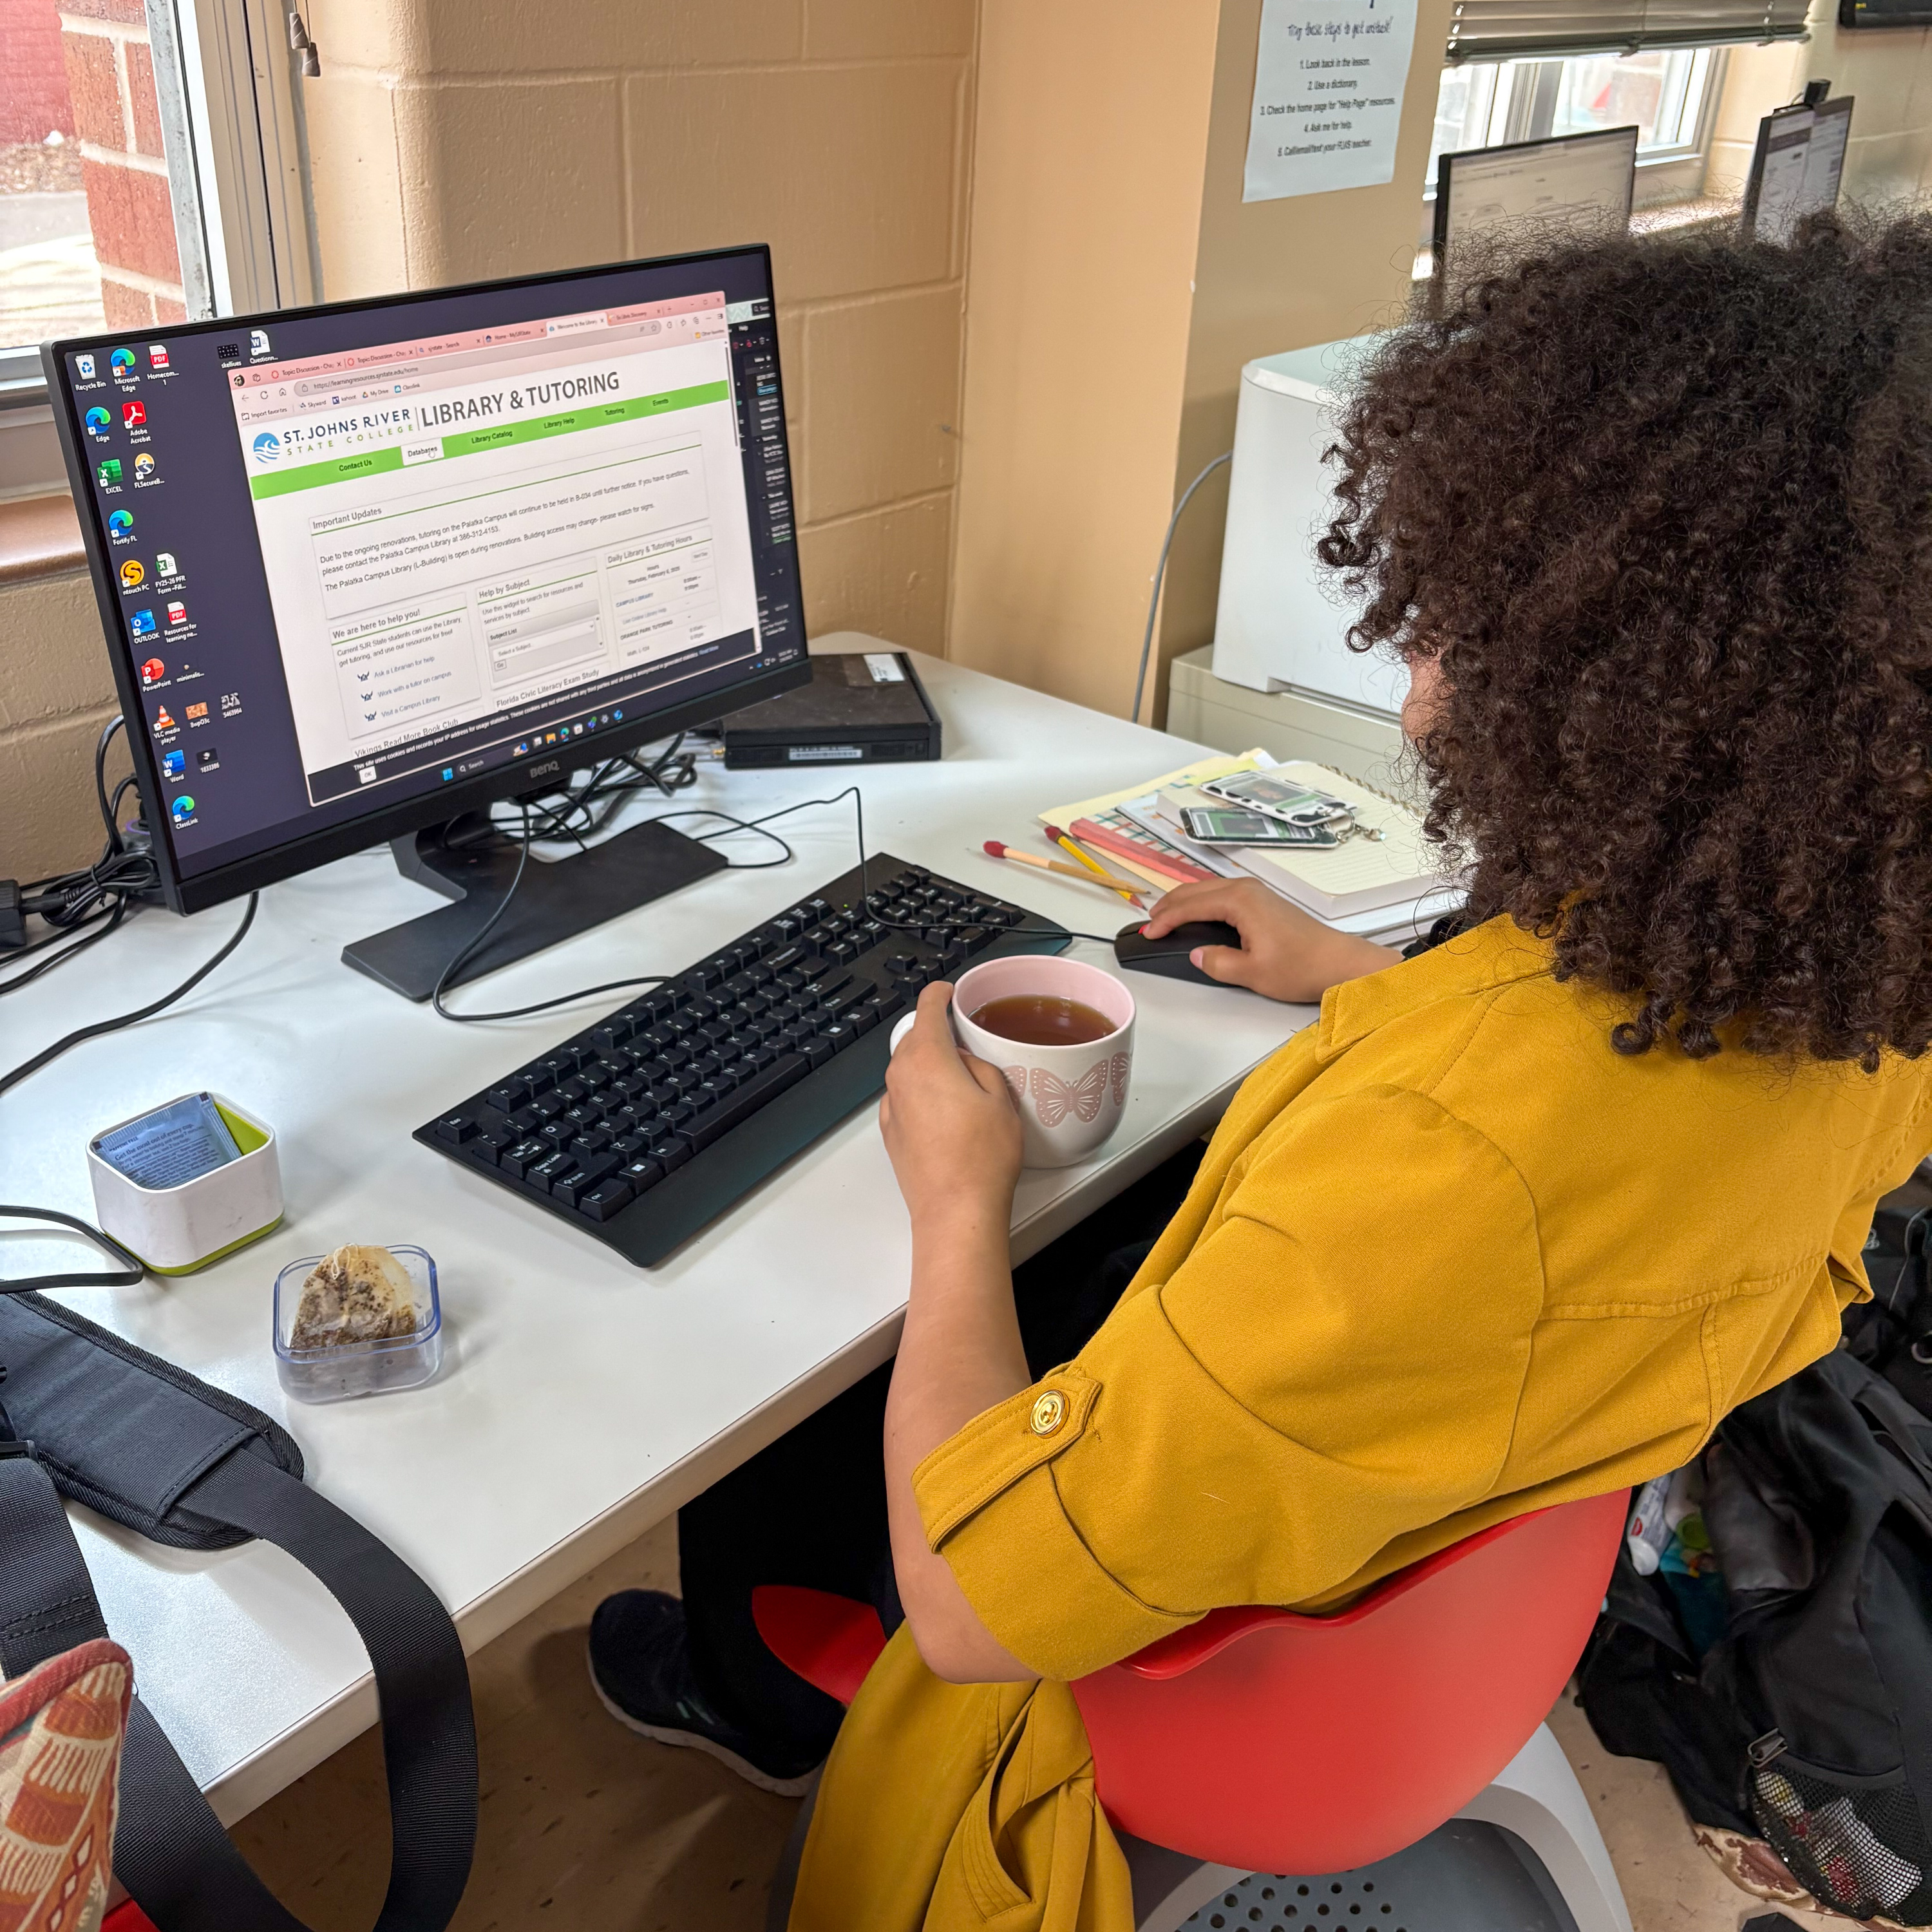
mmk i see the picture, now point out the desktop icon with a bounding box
[108,509,133,535]
[134,453,155,480]
[249,328,272,358]
[122,401,146,428]
[147,343,169,369]
[251,431,281,464]
[170,794,195,823]
[131,610,158,638]
[96,458,122,485]
[185,701,207,720]
[85,407,111,437]
[196,746,219,771]
[153,706,175,730]
[155,551,177,576]
[138,654,163,680]
[216,341,240,366]
[110,347,136,373]
[119,560,144,588]
[166,600,185,624]
[75,354,95,380]
[161,750,185,779]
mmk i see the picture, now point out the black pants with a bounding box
[678,1141,1207,1760]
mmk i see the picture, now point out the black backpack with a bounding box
[1578,1344,1932,1925]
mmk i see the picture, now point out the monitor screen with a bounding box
[1434,126,1638,294]
[1744,97,1854,244]
[47,246,807,911]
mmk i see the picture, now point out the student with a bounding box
[591,212,1932,1929]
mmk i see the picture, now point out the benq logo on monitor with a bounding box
[527,759,560,779]
[251,431,281,464]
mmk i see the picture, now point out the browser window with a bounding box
[229,296,759,804]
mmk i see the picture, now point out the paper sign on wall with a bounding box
[1242,0,1418,203]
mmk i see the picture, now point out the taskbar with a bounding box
[303,629,765,806]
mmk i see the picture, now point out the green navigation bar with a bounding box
[247,378,729,501]
[249,446,402,500]
[439,380,727,460]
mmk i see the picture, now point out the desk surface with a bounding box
[0,639,1313,1823]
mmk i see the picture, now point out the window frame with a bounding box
[1417,46,1730,263]
[0,0,318,498]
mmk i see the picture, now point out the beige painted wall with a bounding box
[302,0,977,654]
[1712,3,1932,204]
[0,565,129,883]
[944,0,1455,723]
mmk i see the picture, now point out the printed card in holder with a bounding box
[93,1092,241,1191]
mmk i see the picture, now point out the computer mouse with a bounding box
[1113,919,1244,988]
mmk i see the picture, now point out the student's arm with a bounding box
[877,982,1040,1685]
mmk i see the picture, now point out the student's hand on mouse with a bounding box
[1140,877,1400,1003]
[879,981,1023,1229]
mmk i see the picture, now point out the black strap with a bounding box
[0,1444,476,1932]
[0,1204,144,1293]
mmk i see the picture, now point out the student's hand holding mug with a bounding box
[879,981,1025,1233]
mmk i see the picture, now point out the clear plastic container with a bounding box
[272,1245,442,1403]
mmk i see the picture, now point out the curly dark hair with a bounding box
[1320,212,1932,1068]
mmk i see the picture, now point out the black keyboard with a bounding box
[414,856,1069,1265]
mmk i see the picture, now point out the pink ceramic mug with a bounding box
[890,954,1135,1168]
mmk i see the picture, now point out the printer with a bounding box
[1209,336,1408,726]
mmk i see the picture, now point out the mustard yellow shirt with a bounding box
[791,918,1932,1931]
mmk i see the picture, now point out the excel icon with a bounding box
[97,458,122,485]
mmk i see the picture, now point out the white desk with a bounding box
[0,640,1313,1824]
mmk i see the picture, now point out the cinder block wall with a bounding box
[303,0,976,652]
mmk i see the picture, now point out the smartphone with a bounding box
[1180,806,1340,847]
[1198,772,1354,828]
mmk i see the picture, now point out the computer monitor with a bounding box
[45,246,811,996]
[1433,126,1638,298]
[1742,97,1854,245]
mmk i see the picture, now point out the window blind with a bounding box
[1444,0,1809,63]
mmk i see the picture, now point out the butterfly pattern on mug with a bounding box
[1110,1051,1130,1109]
[1030,1062,1110,1127]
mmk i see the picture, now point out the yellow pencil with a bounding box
[1043,822,1142,909]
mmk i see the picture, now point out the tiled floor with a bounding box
[232,1517,1853,1932]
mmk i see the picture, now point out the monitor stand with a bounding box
[341,813,726,1002]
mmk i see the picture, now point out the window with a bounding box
[0,0,318,498]
[1426,48,1724,209]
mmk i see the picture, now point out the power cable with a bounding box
[1130,451,1233,728]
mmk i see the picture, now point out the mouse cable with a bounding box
[0,891,259,1101]
[1129,450,1231,728]
[430,782,1115,1027]
[429,793,805,1026]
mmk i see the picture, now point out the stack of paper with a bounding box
[1041,750,1462,943]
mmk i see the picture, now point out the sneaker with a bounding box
[587,1589,821,1797]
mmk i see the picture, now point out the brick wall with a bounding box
[0,0,77,145]
[60,0,186,325]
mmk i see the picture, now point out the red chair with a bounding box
[754,1489,1633,1932]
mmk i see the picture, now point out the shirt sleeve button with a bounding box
[1030,1390,1067,1436]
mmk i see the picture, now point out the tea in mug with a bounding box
[969,994,1118,1046]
